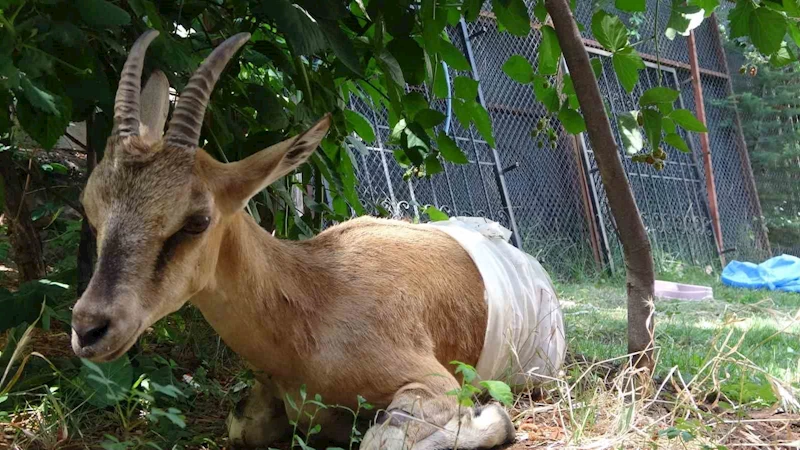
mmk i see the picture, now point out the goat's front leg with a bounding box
[360,360,516,450]
[227,379,291,448]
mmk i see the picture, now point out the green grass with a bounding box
[3,262,799,448]
[557,266,800,391]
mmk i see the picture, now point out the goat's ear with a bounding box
[139,69,170,144]
[213,114,332,214]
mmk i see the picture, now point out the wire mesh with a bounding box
[333,3,770,275]
[724,45,800,258]
[464,17,596,273]
[578,58,718,269]
[677,68,771,261]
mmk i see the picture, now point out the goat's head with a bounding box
[71,30,331,361]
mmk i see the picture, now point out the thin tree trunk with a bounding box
[545,0,655,370]
[0,151,46,282]
[77,113,98,297]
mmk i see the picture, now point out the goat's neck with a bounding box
[191,212,322,378]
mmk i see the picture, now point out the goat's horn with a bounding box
[165,32,251,149]
[113,30,160,137]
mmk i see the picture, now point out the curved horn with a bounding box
[165,32,251,149]
[114,30,160,137]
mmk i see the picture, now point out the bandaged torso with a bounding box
[420,217,566,387]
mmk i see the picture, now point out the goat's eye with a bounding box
[181,215,210,234]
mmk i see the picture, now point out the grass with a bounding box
[559,267,800,386]
[2,262,799,449]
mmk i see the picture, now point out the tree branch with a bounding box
[545,0,655,371]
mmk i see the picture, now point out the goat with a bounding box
[70,30,566,449]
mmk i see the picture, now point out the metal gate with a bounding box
[334,1,770,277]
[572,50,718,270]
[346,22,523,246]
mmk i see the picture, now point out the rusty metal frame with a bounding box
[688,30,727,266]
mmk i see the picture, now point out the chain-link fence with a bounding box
[722,29,800,258]
[336,0,771,277]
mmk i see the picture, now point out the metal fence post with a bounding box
[688,30,726,267]
[458,18,523,249]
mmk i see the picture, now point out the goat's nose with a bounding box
[73,316,111,348]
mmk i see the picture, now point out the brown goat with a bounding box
[70,30,564,449]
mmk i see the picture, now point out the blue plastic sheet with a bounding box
[721,254,800,293]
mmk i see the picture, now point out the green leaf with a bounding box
[639,87,680,106]
[534,1,548,22]
[728,0,754,39]
[452,361,478,384]
[405,122,431,153]
[436,132,469,164]
[319,20,362,76]
[642,108,662,150]
[423,205,449,221]
[438,38,470,71]
[657,100,675,115]
[424,154,444,175]
[18,50,54,79]
[663,117,677,134]
[616,0,646,12]
[452,99,473,130]
[558,105,586,134]
[689,0,720,17]
[454,76,479,100]
[378,49,405,87]
[387,37,426,85]
[344,110,376,143]
[150,407,186,428]
[471,103,496,148]
[538,26,561,76]
[591,10,629,52]
[463,0,482,21]
[770,44,795,67]
[665,2,704,39]
[669,109,708,132]
[79,356,134,408]
[248,84,289,129]
[788,23,800,48]
[612,47,645,93]
[416,109,446,128]
[422,1,447,52]
[16,94,72,150]
[403,92,429,119]
[0,56,19,91]
[75,0,131,27]
[590,58,604,78]
[492,0,531,36]
[664,132,690,152]
[785,0,800,17]
[618,111,644,154]
[502,55,534,84]
[43,162,69,175]
[533,76,560,113]
[258,0,327,56]
[480,380,513,407]
[750,7,787,55]
[20,77,60,116]
[433,63,449,99]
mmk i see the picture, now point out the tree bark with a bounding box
[0,151,46,282]
[76,112,98,297]
[545,0,655,371]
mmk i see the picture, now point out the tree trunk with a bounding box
[545,0,655,371]
[0,151,46,282]
[77,112,98,297]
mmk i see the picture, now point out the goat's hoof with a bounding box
[226,398,289,448]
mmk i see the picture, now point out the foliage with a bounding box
[447,361,513,408]
[0,0,798,446]
[713,36,800,254]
